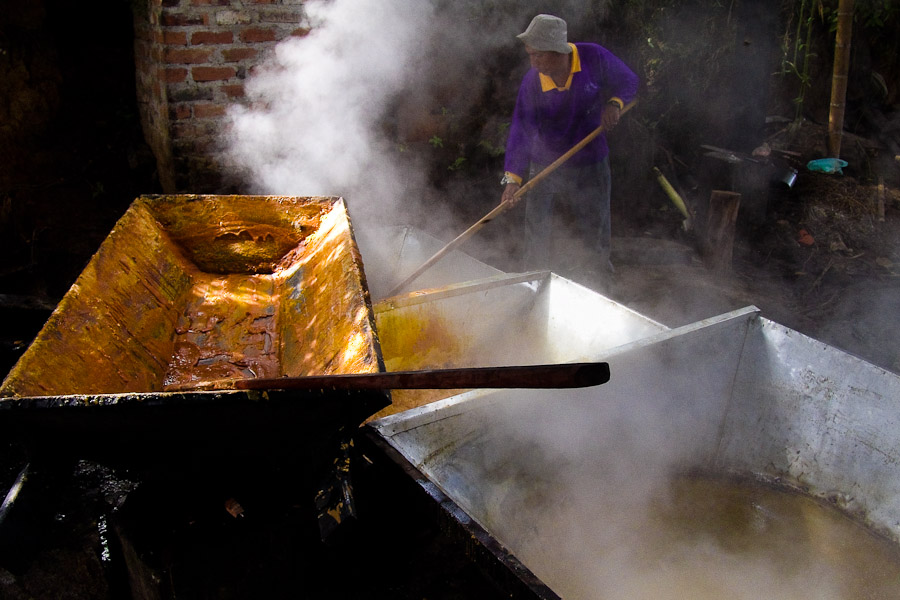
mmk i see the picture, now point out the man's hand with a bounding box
[501,182,522,206]
[602,104,621,131]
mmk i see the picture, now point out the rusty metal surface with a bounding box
[0,194,390,475]
[0,194,383,398]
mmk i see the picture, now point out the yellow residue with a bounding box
[375,309,461,372]
[0,195,383,398]
[368,308,467,420]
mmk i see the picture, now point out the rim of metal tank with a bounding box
[358,425,561,600]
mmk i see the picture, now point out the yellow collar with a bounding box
[538,44,580,92]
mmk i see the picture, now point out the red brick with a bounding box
[192,66,236,82]
[222,47,258,62]
[191,31,233,45]
[191,0,231,5]
[164,67,189,83]
[171,104,193,119]
[163,31,188,45]
[260,10,300,23]
[239,27,277,43]
[165,47,212,64]
[291,27,311,37]
[161,12,207,27]
[194,103,227,118]
[222,84,245,98]
[172,122,199,139]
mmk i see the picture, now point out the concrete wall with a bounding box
[133,0,309,192]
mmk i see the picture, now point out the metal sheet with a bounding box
[717,316,900,539]
[368,271,666,419]
[369,304,900,596]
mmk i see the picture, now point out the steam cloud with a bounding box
[223,0,434,225]
[446,381,857,600]
[224,2,894,597]
[223,0,612,236]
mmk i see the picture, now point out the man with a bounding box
[501,14,638,275]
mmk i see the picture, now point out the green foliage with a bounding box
[819,0,900,33]
[448,156,467,171]
[477,140,504,157]
[475,121,510,158]
[779,0,823,121]
[779,0,900,114]
[428,135,444,148]
[609,0,739,155]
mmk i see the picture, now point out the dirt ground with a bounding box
[601,156,900,375]
[626,160,900,374]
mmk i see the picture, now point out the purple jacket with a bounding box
[504,43,638,178]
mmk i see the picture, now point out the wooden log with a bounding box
[704,190,741,274]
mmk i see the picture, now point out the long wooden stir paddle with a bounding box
[386,101,636,296]
[233,362,610,391]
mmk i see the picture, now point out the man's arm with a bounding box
[600,46,640,131]
[596,45,638,131]
[601,47,638,107]
[502,73,538,193]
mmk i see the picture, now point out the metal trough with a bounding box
[356,226,900,598]
[355,225,667,420]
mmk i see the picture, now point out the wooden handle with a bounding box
[233,362,610,391]
[386,101,636,296]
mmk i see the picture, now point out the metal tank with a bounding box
[356,225,900,599]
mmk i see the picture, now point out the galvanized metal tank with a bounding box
[357,225,900,599]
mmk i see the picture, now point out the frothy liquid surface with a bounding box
[541,475,900,599]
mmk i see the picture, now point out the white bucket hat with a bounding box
[516,14,572,54]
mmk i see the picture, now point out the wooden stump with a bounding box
[704,190,741,274]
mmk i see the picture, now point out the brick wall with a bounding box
[133,0,310,192]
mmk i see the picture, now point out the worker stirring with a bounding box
[501,14,638,277]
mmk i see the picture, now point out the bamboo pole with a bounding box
[827,0,854,158]
[652,167,692,230]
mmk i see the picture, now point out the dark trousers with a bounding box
[524,157,611,272]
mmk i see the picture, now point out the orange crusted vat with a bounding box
[0,195,388,472]
[1,194,384,397]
